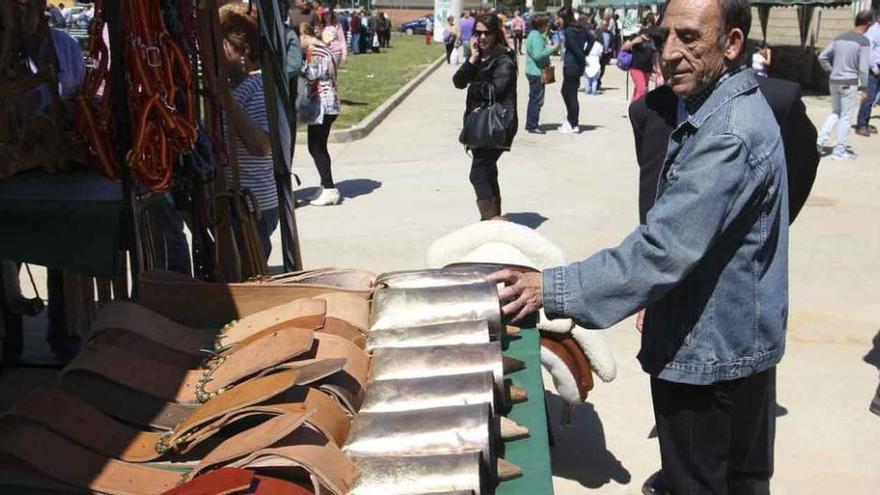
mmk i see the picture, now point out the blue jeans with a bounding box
[818,84,859,155]
[856,71,879,128]
[257,207,280,260]
[526,75,544,130]
[351,33,361,54]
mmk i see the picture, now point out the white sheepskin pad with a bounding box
[540,345,583,403]
[427,220,565,270]
[571,327,618,382]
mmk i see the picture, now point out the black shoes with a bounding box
[871,382,880,417]
[642,470,670,495]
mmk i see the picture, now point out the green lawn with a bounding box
[334,35,444,129]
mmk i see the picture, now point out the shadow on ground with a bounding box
[547,391,632,489]
[506,212,548,229]
[864,330,880,370]
[296,179,382,206]
[537,123,602,133]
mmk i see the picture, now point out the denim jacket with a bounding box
[543,70,789,385]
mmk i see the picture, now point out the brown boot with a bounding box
[492,197,509,221]
[476,198,501,220]
[855,126,871,137]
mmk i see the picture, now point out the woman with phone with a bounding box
[453,13,518,221]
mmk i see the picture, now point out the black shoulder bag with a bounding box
[458,82,511,150]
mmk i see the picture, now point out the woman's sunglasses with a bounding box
[475,29,493,37]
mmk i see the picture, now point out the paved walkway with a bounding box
[285,60,880,494]
[7,58,879,493]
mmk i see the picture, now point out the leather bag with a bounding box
[458,83,513,150]
[541,64,555,84]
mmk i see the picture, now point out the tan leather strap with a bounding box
[0,422,182,494]
[90,301,215,356]
[138,270,371,327]
[214,429,354,495]
[540,333,594,401]
[2,387,164,462]
[0,416,336,495]
[2,384,350,463]
[63,328,316,403]
[312,293,370,332]
[59,371,195,430]
[215,298,327,349]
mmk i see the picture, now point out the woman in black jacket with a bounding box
[453,13,518,220]
[558,7,588,133]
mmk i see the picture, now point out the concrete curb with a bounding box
[297,55,446,144]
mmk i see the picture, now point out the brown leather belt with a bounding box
[2,380,349,463]
[90,296,368,355]
[61,328,368,414]
[0,412,353,495]
[137,269,373,327]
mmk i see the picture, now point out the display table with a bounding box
[500,328,554,495]
[0,171,123,278]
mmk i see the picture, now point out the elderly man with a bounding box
[493,0,788,492]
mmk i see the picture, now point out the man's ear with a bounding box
[723,27,745,62]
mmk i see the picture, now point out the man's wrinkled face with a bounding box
[658,0,734,97]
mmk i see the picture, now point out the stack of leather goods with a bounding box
[345,265,531,495]
[0,271,378,494]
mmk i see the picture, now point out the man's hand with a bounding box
[860,90,871,103]
[635,308,645,333]
[488,269,544,323]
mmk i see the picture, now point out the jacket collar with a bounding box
[683,69,757,129]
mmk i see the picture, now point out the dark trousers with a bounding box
[351,33,361,54]
[856,71,879,128]
[561,65,582,127]
[445,42,455,64]
[599,52,611,88]
[308,114,338,188]
[513,32,523,54]
[256,207,279,260]
[469,148,503,200]
[526,74,545,130]
[652,368,776,495]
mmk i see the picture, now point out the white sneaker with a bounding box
[309,187,341,206]
[558,121,573,134]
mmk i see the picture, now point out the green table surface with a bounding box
[499,328,555,495]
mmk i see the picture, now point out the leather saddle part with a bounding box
[0,412,353,495]
[365,320,491,352]
[360,372,497,416]
[539,332,594,401]
[375,269,489,289]
[61,327,368,412]
[89,297,367,356]
[370,282,503,336]
[349,452,487,495]
[1,378,350,464]
[62,328,317,404]
[343,404,496,483]
[369,343,505,398]
[137,269,373,327]
[161,467,315,495]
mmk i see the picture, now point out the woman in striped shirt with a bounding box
[300,23,341,206]
[219,3,278,257]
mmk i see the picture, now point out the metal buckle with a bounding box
[145,46,162,67]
